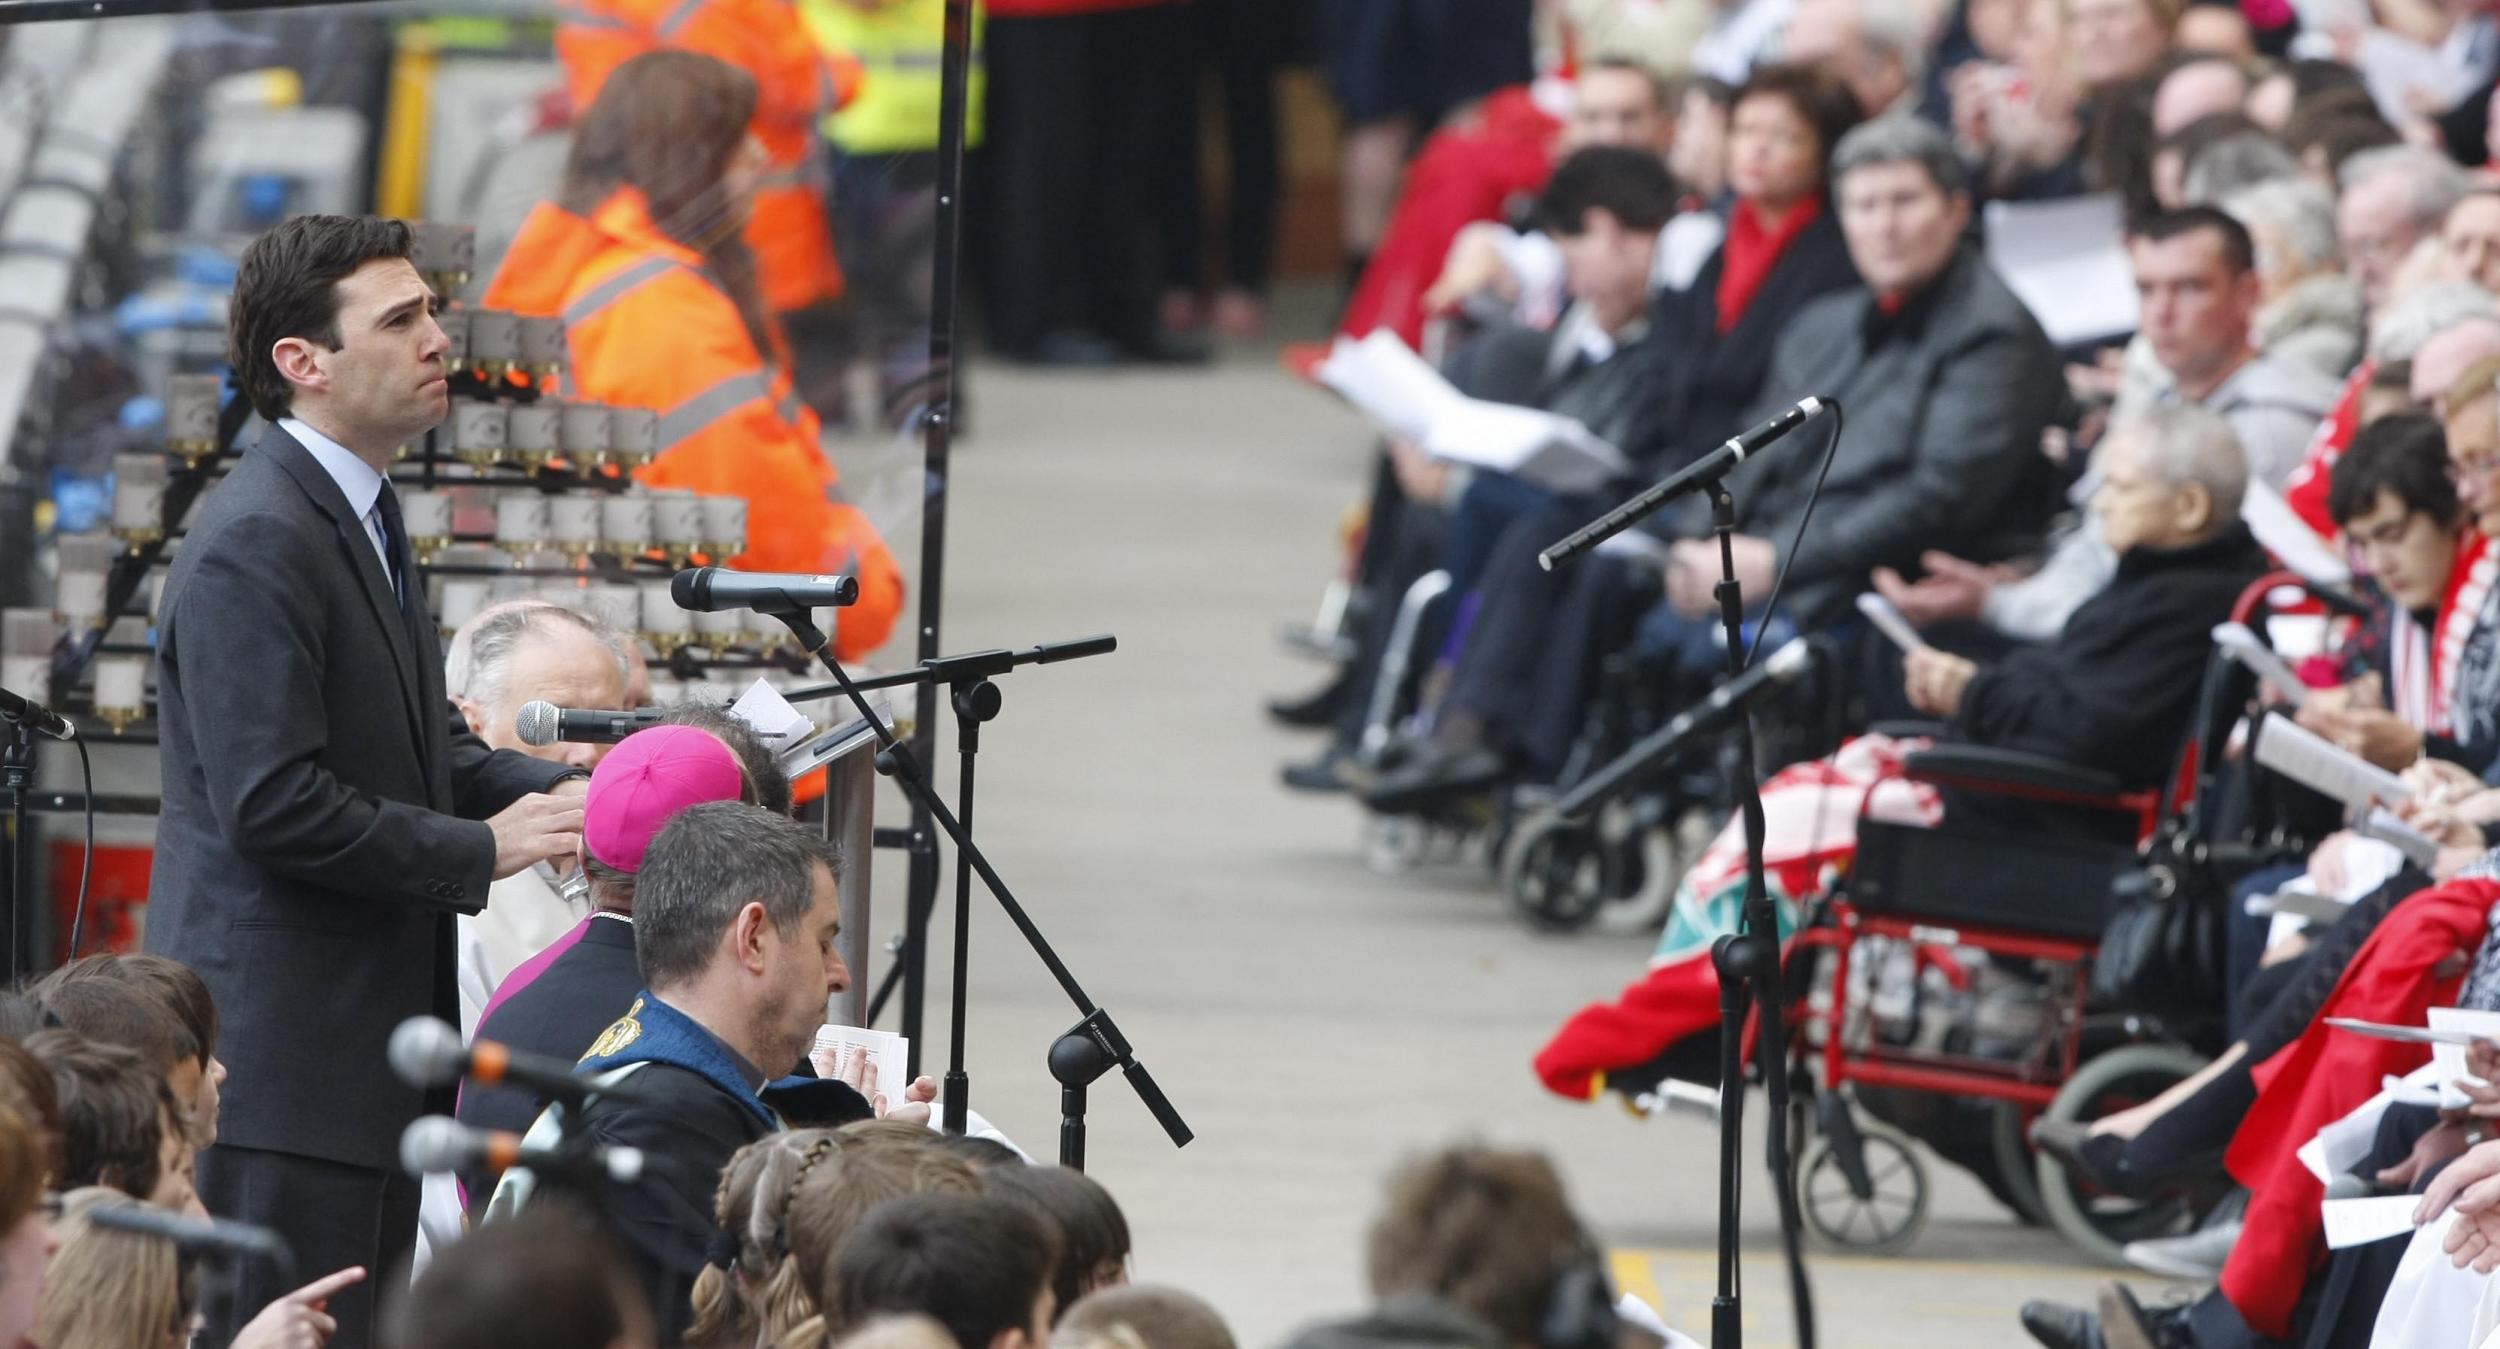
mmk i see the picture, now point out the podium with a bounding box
[785,690,888,1028]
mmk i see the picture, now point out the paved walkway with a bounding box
[834,317,2137,1348]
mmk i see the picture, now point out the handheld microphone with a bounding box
[0,685,74,742]
[672,567,860,616]
[1553,635,1824,821]
[388,1016,650,1107]
[1539,396,1831,572]
[515,701,665,747]
[399,1115,645,1184]
[87,1204,293,1268]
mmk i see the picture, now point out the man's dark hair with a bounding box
[834,1195,1058,1349]
[2330,412,2460,530]
[634,802,841,990]
[1734,62,1865,173]
[49,954,216,1068]
[24,1030,171,1198]
[983,1165,1131,1320]
[1536,146,1677,237]
[0,1038,63,1184]
[386,1209,654,1349]
[2280,57,2368,107]
[2134,205,2257,275]
[2285,107,2400,179]
[228,214,416,422]
[31,968,197,1077]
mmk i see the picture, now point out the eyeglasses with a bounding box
[2453,457,2500,486]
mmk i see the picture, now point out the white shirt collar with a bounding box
[280,416,386,521]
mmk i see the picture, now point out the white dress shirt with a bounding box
[279,416,396,583]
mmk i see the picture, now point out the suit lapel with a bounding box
[259,427,432,768]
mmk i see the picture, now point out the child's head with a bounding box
[1364,1144,1602,1349]
[36,1187,200,1349]
[1052,1286,1234,1349]
[788,1132,983,1334]
[982,1166,1131,1318]
[834,1194,1060,1349]
[24,1032,186,1207]
[33,958,220,1150]
[686,1129,845,1349]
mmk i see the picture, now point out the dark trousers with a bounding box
[979,7,1188,354]
[1154,0,1285,294]
[196,1144,421,1349]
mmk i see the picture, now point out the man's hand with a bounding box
[1423,224,1520,316]
[1665,537,1776,618]
[2304,706,2427,771]
[231,1266,365,1349]
[1871,550,2002,628]
[1903,648,1980,718]
[486,792,585,880]
[827,1046,941,1124]
[2381,1118,2471,1191]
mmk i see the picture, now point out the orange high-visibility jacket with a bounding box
[555,0,858,314]
[484,191,905,661]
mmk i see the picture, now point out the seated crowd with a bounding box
[1269,1,2500,1347]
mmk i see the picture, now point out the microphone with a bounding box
[1539,396,1831,572]
[399,1114,645,1184]
[515,701,664,747]
[87,1204,293,1268]
[672,567,860,616]
[0,685,74,742]
[1553,635,1824,821]
[388,1016,650,1107]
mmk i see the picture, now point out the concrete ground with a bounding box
[830,302,2141,1348]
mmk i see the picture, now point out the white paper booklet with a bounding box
[813,1024,910,1106]
[2429,1007,2500,1111]
[2355,806,2441,870]
[2212,622,2308,708]
[731,677,816,751]
[1982,194,2137,346]
[1857,592,1931,653]
[2254,714,2413,811]
[1318,330,1630,495]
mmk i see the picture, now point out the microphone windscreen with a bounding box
[400,1115,468,1176]
[514,700,559,747]
[670,567,708,612]
[387,1016,465,1090]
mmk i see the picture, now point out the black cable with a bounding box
[64,734,93,960]
[1739,404,1845,670]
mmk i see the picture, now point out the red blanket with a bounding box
[2217,879,2498,1338]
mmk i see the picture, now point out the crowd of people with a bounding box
[1246,0,2500,1346]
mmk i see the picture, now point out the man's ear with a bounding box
[989,1328,1033,1349]
[732,901,772,975]
[452,696,490,738]
[270,336,328,401]
[2177,483,2216,536]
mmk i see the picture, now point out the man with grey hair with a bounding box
[2221,178,2363,381]
[2338,145,2472,311]
[487,802,874,1343]
[442,599,636,1034]
[1901,405,2268,798]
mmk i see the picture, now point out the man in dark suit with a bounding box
[148,215,590,1349]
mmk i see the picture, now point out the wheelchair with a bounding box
[1609,572,2325,1263]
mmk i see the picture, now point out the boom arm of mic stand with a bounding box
[767,613,1191,1150]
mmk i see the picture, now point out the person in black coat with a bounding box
[1904,403,2272,821]
[148,217,588,1349]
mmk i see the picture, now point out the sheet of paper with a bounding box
[2324,1194,2424,1249]
[1857,593,1931,653]
[2357,807,2441,870]
[2253,714,2413,811]
[730,677,815,750]
[1317,329,1628,495]
[2212,621,2309,708]
[2244,479,2352,585]
[1982,194,2137,345]
[2429,1007,2500,1110]
[812,1023,909,1106]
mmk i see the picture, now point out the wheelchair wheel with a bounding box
[2034,1042,2209,1265]
[1795,1117,1929,1256]
[1361,815,1432,875]
[1501,813,1608,931]
[1985,1102,2051,1227]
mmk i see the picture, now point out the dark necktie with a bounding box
[372,481,410,611]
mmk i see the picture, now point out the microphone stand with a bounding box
[0,717,30,978]
[1541,474,1819,1349]
[762,615,1188,1166]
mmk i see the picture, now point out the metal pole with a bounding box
[898,0,976,1070]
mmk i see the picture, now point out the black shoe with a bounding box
[2020,1300,2104,1349]
[1267,676,1349,730]
[1361,742,1507,813]
[1281,743,1366,794]
[2097,1282,2194,1349]
[1119,329,1212,365]
[2031,1118,2217,1199]
[1004,329,1124,368]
